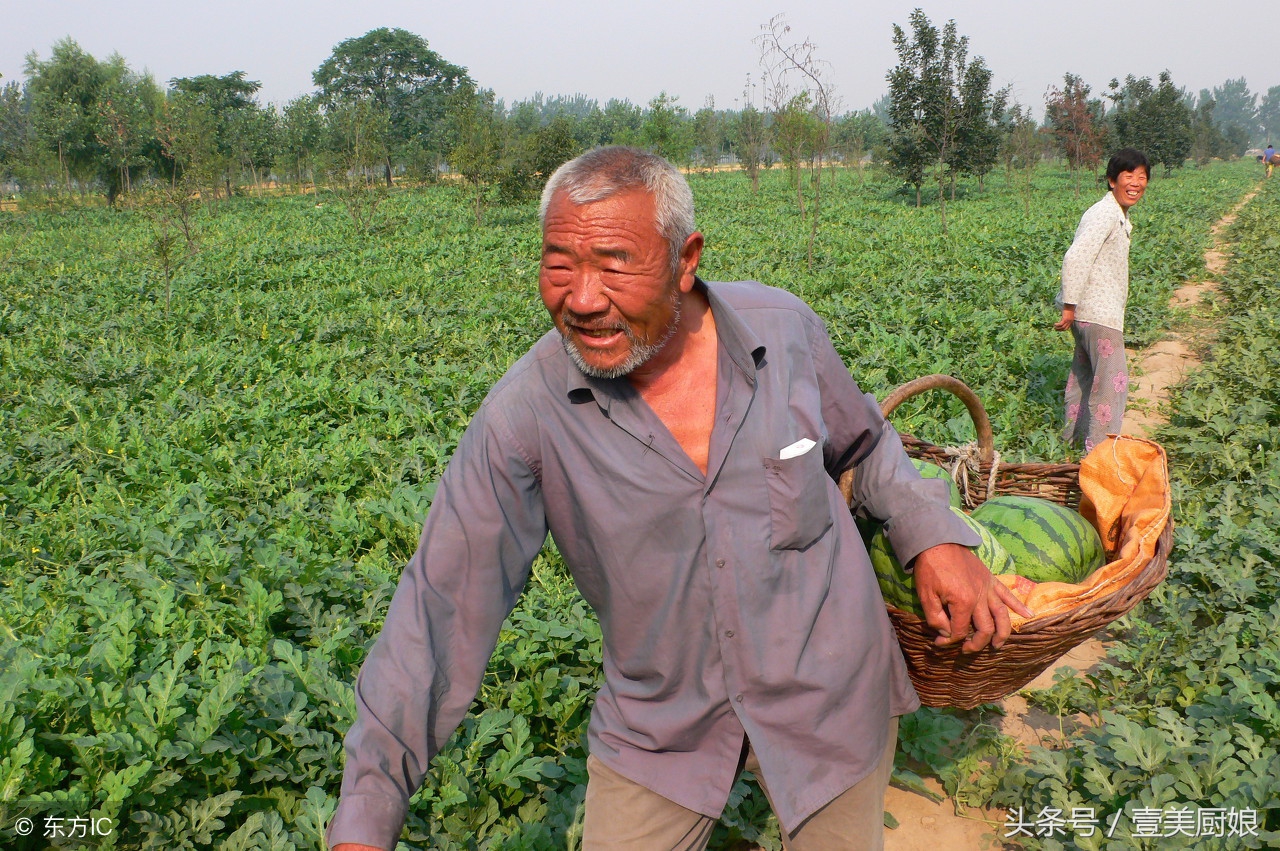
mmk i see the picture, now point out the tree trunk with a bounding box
[59,141,70,193]
[937,174,948,235]
[384,156,394,187]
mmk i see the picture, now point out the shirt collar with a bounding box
[1102,191,1133,235]
[563,278,766,405]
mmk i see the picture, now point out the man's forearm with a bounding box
[849,421,979,565]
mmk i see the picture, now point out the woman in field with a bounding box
[1054,147,1150,453]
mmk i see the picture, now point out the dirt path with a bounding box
[881,183,1262,851]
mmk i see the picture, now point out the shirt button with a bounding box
[725,630,734,638]
[735,694,744,703]
[716,559,725,568]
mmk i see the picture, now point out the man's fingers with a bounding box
[920,592,953,641]
[986,590,1013,650]
[933,597,976,647]
[995,581,1035,619]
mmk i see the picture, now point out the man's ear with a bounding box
[677,232,704,291]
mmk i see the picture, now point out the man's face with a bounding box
[539,188,696,379]
[1109,167,1148,211]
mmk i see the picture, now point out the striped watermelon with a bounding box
[912,458,963,508]
[970,495,1104,584]
[869,507,1014,615]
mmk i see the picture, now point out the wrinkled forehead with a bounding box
[542,188,659,232]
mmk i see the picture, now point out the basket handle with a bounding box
[839,374,995,507]
[880,374,995,464]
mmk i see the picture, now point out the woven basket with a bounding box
[841,374,1172,709]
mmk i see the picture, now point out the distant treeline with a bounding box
[0,17,1275,210]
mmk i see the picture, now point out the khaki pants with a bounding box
[581,718,897,850]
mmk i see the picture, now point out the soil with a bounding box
[880,184,1262,850]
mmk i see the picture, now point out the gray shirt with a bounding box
[327,280,978,848]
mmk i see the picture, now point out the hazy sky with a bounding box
[3,0,1273,116]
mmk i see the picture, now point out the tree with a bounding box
[168,72,266,198]
[1259,86,1280,146]
[886,8,987,230]
[313,27,471,185]
[497,112,583,203]
[0,80,32,183]
[1209,78,1259,145]
[1190,97,1228,166]
[322,98,391,231]
[1045,73,1106,196]
[580,98,642,147]
[639,92,692,164]
[1001,103,1041,215]
[771,92,821,207]
[756,13,838,266]
[278,95,325,192]
[446,84,504,223]
[833,110,887,182]
[691,97,724,172]
[156,93,220,198]
[729,103,769,192]
[24,39,161,204]
[1107,71,1192,175]
[94,56,162,200]
[952,59,1007,191]
[756,16,837,178]
[526,115,581,183]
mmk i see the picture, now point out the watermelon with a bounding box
[912,458,963,508]
[970,495,1105,584]
[869,507,1014,615]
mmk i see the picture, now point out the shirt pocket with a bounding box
[762,443,833,551]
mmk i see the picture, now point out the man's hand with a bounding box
[911,543,1034,652]
[331,845,384,851]
[1053,305,1076,331]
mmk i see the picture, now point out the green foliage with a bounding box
[1258,86,1280,146]
[729,105,770,192]
[22,38,164,204]
[639,92,693,165]
[1207,78,1259,145]
[1046,74,1106,195]
[313,27,471,179]
[168,72,278,199]
[1107,71,1194,175]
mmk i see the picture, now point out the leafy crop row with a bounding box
[0,161,1265,849]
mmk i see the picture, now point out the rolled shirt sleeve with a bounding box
[326,403,548,850]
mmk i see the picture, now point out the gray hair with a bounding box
[539,146,696,272]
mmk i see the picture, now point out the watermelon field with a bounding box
[2,159,1278,850]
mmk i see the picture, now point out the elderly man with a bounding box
[327,147,1029,851]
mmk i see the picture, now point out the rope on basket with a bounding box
[942,442,1002,508]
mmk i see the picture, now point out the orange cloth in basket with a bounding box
[996,434,1171,630]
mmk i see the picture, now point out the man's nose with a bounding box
[565,269,610,315]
